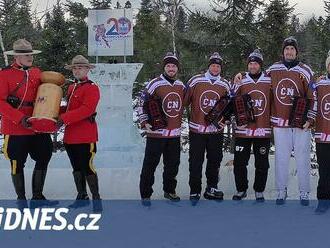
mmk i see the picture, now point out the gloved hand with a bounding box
[21,116,31,129]
[234,72,243,83]
[144,123,153,133]
[303,121,311,131]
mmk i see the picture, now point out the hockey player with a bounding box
[268,37,316,205]
[184,52,230,205]
[232,50,272,202]
[314,51,330,214]
[138,52,185,206]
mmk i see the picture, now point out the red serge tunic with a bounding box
[0,64,41,135]
[60,80,100,144]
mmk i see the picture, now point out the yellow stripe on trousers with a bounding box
[11,160,17,175]
[89,143,97,174]
[2,135,9,160]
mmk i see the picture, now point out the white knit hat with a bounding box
[326,50,330,70]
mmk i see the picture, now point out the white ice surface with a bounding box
[0,152,319,200]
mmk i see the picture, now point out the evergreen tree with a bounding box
[65,0,88,56]
[38,1,73,73]
[300,17,325,74]
[176,11,223,80]
[90,0,112,9]
[153,0,185,54]
[0,0,38,66]
[211,0,264,75]
[124,1,132,8]
[322,1,330,54]
[289,14,301,36]
[257,0,294,66]
[16,0,35,40]
[176,6,187,33]
[133,0,171,95]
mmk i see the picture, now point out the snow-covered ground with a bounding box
[0,151,319,200]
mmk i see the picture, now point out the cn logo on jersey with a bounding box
[321,93,330,121]
[162,92,182,118]
[248,90,267,116]
[275,78,299,106]
[199,90,220,114]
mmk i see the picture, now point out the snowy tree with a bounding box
[154,0,185,55]
[0,0,38,66]
[133,0,171,95]
[90,0,112,9]
[38,1,73,73]
[257,0,294,65]
[300,17,325,74]
[65,0,88,56]
[211,0,264,74]
[176,6,187,33]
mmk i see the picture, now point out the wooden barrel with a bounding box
[40,71,65,86]
[29,83,63,133]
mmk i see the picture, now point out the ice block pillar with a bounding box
[88,63,145,168]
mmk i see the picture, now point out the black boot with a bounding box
[232,191,247,201]
[11,173,28,210]
[68,171,90,209]
[164,192,180,202]
[86,174,103,213]
[189,193,201,206]
[204,187,224,200]
[30,169,59,208]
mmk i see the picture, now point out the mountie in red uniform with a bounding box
[0,63,53,194]
[61,55,102,212]
[0,40,56,207]
[60,79,100,144]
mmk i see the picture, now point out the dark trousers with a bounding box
[188,132,223,194]
[64,143,97,175]
[3,134,53,175]
[233,137,270,192]
[316,143,330,200]
[139,137,180,198]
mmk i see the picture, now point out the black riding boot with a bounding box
[68,171,90,209]
[86,174,102,213]
[11,172,28,210]
[30,169,59,208]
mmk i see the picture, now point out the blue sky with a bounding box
[31,0,327,21]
